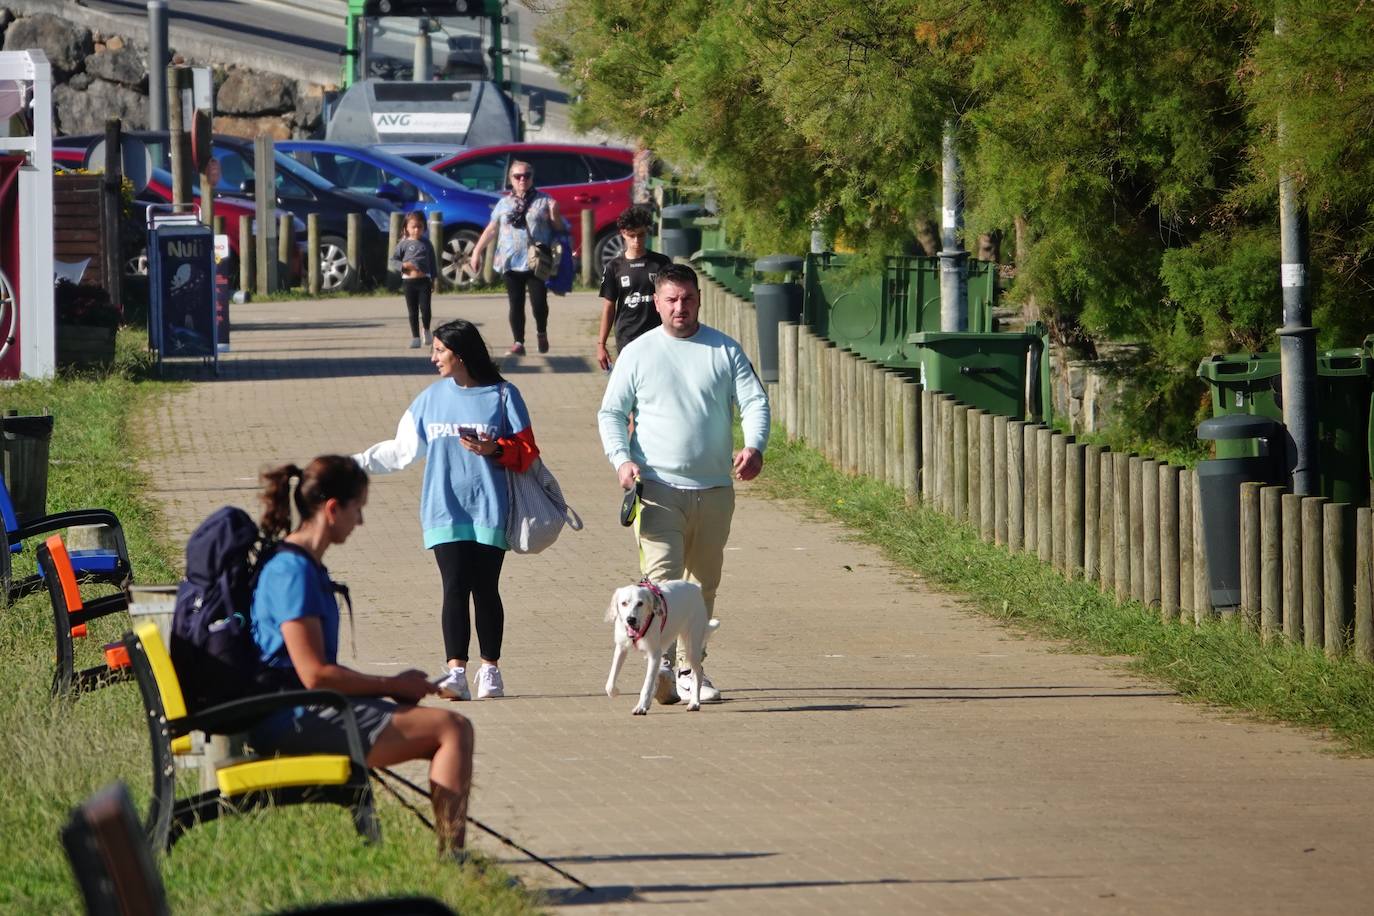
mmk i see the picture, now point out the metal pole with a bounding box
[147,1,168,132]
[1276,13,1319,496]
[939,121,968,332]
[412,20,432,82]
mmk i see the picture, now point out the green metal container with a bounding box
[695,249,755,300]
[907,331,1043,420]
[1196,347,1374,506]
[803,253,998,366]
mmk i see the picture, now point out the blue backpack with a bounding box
[169,507,277,712]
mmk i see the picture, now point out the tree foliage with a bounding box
[541,0,1374,445]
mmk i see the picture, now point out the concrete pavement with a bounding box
[137,289,1374,913]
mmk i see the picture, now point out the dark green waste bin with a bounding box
[659,204,703,260]
[751,255,804,383]
[1197,347,1374,506]
[906,331,1043,420]
[1,412,54,524]
[1195,414,1285,608]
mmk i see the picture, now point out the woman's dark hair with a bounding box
[260,455,368,540]
[432,319,504,385]
[616,206,654,232]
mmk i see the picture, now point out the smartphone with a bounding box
[457,425,479,440]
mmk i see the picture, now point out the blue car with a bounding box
[276,141,500,287]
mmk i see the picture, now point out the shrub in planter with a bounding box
[55,281,120,369]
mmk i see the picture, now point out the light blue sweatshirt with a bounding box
[597,324,770,489]
[354,380,531,549]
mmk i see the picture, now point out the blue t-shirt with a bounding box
[251,546,340,674]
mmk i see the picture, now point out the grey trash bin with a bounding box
[751,254,804,383]
[2,412,54,524]
[1195,414,1284,608]
[659,204,703,259]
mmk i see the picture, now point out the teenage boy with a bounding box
[595,206,672,371]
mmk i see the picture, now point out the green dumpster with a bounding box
[907,331,1043,420]
[1197,347,1374,506]
[694,250,755,300]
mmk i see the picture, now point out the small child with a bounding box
[389,211,438,348]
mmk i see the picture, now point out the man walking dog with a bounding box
[597,262,770,704]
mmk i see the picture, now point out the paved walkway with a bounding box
[139,290,1374,913]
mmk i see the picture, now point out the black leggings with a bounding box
[503,270,548,344]
[402,277,432,338]
[433,540,506,663]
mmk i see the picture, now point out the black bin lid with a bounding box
[1197,414,1284,442]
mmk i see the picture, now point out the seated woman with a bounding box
[248,454,475,857]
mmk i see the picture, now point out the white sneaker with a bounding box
[435,667,470,701]
[408,337,422,349]
[653,663,679,705]
[677,669,722,703]
[423,330,433,345]
[476,664,504,699]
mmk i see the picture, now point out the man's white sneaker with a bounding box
[653,663,680,705]
[476,664,504,699]
[677,669,722,703]
[435,667,470,701]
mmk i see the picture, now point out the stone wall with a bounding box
[0,8,328,140]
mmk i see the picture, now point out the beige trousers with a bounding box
[634,479,735,669]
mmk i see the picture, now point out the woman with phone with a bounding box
[354,319,540,701]
[250,455,475,858]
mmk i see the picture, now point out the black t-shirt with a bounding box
[599,251,672,349]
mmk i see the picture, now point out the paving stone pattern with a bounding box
[138,291,1374,913]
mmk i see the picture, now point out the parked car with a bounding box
[429,142,636,272]
[277,141,501,287]
[52,147,304,283]
[371,143,466,167]
[56,132,400,291]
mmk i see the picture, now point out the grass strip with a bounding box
[0,335,539,913]
[751,431,1374,756]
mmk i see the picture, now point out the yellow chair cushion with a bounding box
[216,756,353,796]
[134,622,189,720]
[171,735,194,755]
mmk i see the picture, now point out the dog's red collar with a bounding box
[628,578,668,646]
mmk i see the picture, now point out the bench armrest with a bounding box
[181,689,368,765]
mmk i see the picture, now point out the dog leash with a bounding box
[371,766,593,894]
[626,578,668,647]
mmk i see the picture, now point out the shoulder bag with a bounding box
[498,384,583,553]
[523,197,560,281]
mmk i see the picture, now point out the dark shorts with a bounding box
[250,697,399,759]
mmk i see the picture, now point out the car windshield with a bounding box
[283,145,476,196]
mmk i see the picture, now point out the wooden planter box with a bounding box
[57,324,117,369]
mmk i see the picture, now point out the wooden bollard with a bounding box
[428,212,445,292]
[932,395,946,511]
[1066,443,1084,576]
[873,365,888,482]
[1160,464,1179,619]
[1302,496,1328,649]
[952,404,969,522]
[306,213,320,295]
[1324,502,1352,657]
[882,373,896,486]
[1141,460,1160,607]
[1007,419,1025,552]
[1099,450,1115,592]
[1082,445,1101,582]
[278,214,293,290]
[793,327,810,443]
[582,207,595,287]
[890,374,905,489]
[1023,424,1039,554]
[993,414,1009,545]
[1192,471,1211,621]
[1036,428,1053,563]
[919,389,934,501]
[811,337,825,454]
[1128,456,1144,603]
[855,359,870,477]
[966,409,983,527]
[979,411,995,541]
[941,397,957,516]
[239,214,253,294]
[846,353,861,475]
[1051,434,1068,572]
[387,211,403,289]
[1259,485,1284,641]
[1356,507,1373,662]
[1281,493,1303,640]
[1239,481,1262,628]
[1179,468,1194,618]
[903,382,919,504]
[781,324,798,441]
[836,350,852,471]
[1114,452,1131,602]
[346,213,361,293]
[826,342,841,462]
[867,362,882,480]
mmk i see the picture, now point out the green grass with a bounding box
[0,334,541,913]
[753,430,1374,755]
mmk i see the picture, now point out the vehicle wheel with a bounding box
[125,249,149,277]
[442,229,482,289]
[318,235,357,292]
[593,229,624,275]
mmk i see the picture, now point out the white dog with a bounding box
[605,579,719,714]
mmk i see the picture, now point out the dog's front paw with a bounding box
[631,703,649,715]
[686,700,701,712]
[605,684,620,698]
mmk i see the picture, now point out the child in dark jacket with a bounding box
[389,211,438,348]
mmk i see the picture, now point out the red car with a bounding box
[429,143,635,272]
